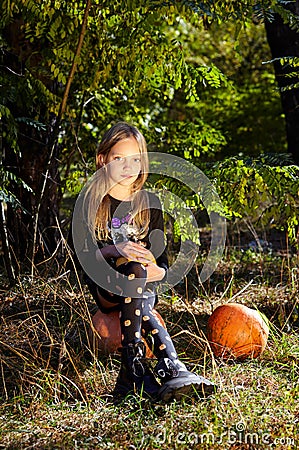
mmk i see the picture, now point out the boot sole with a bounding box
[158,376,216,402]
[113,378,160,402]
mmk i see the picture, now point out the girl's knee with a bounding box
[123,261,147,279]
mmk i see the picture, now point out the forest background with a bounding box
[1,0,299,277]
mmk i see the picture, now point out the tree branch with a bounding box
[58,0,92,120]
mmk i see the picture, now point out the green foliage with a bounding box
[273,1,299,32]
[0,107,34,210]
[213,155,299,243]
[263,56,299,91]
[0,105,19,154]
[1,0,298,258]
[0,100,46,209]
[15,117,47,131]
[147,120,227,160]
[147,151,298,247]
[0,167,33,210]
[1,1,284,164]
[149,181,201,245]
[64,170,90,196]
[1,0,238,179]
[170,20,286,158]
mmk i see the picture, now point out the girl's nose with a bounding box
[123,158,131,169]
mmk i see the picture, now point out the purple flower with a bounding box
[111,217,121,228]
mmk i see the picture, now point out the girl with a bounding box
[71,121,215,402]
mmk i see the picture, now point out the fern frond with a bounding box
[15,117,47,131]
[252,3,275,24]
[273,3,299,32]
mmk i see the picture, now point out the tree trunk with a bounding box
[2,120,62,272]
[264,1,299,165]
[1,18,62,275]
[1,3,91,277]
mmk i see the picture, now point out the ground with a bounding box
[0,226,298,449]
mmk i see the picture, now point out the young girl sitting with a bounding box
[70,121,215,402]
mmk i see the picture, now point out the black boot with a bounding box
[112,341,161,401]
[155,358,216,402]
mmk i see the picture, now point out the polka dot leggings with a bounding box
[112,261,178,361]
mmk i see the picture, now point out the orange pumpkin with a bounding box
[206,303,269,360]
[90,308,166,358]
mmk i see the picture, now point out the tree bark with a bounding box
[2,117,61,270]
[1,1,91,277]
[265,1,299,165]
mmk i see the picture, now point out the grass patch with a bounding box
[0,246,298,449]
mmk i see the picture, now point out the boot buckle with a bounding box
[156,358,179,380]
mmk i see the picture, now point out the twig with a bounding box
[228,279,255,302]
[0,202,16,284]
[171,328,207,344]
[218,274,234,303]
[47,271,70,283]
[59,1,92,118]
[243,217,263,253]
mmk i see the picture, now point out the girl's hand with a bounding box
[96,242,155,263]
[96,242,165,282]
[116,243,165,281]
[116,241,155,263]
[145,263,166,282]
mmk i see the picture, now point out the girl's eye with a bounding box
[113,156,140,163]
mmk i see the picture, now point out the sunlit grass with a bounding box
[0,247,298,449]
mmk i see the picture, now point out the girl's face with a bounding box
[102,137,142,191]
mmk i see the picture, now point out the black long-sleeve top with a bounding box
[69,190,168,293]
[104,192,168,271]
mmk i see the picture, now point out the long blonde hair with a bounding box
[84,122,150,242]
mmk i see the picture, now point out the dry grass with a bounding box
[0,246,298,449]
